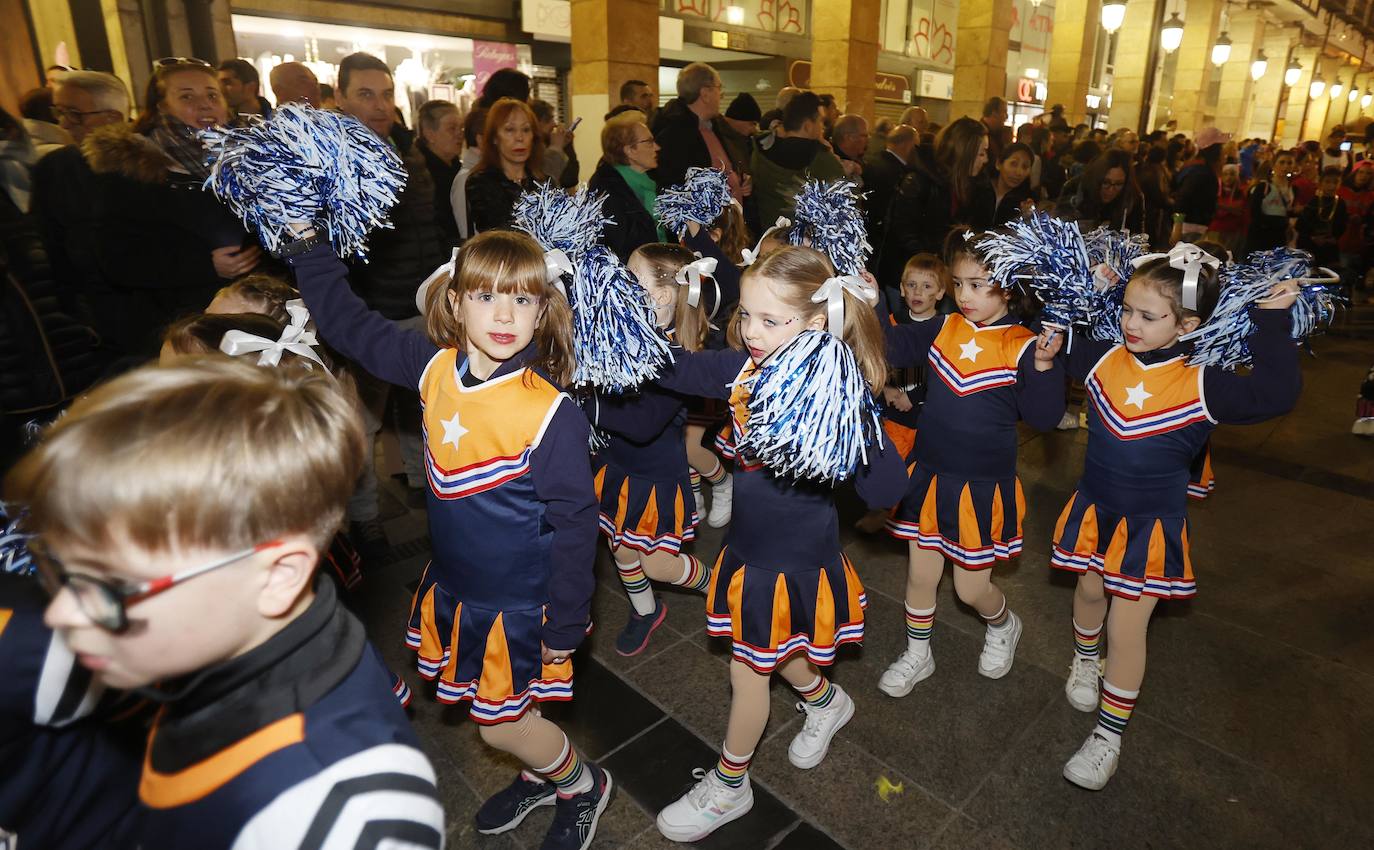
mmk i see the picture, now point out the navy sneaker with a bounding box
[541,763,613,850]
[475,773,556,834]
[615,596,667,656]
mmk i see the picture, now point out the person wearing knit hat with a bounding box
[723,93,761,136]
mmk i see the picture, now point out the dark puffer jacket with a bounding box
[80,123,251,355]
[587,159,660,263]
[348,136,450,320]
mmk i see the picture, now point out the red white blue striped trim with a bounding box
[1186,481,1214,500]
[705,621,866,672]
[885,520,1022,568]
[1086,377,1211,440]
[392,676,413,708]
[1050,547,1197,599]
[597,512,699,554]
[432,678,574,723]
[424,442,533,499]
[929,347,1019,396]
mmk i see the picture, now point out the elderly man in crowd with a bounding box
[652,62,749,201]
[269,61,321,107]
[832,113,869,180]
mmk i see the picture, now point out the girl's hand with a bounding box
[1035,325,1064,370]
[883,386,913,412]
[1258,279,1300,310]
[541,644,572,665]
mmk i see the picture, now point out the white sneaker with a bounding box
[1065,655,1102,712]
[788,685,854,769]
[1063,732,1120,791]
[1056,410,1080,430]
[877,649,935,697]
[1353,418,1374,436]
[655,768,754,842]
[978,611,1022,679]
[691,486,703,516]
[706,474,733,528]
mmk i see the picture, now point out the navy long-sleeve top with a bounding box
[1061,309,1301,516]
[655,346,908,572]
[288,245,598,651]
[885,311,1065,480]
[588,384,690,482]
[682,228,742,349]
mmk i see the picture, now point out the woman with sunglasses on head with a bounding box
[79,58,263,358]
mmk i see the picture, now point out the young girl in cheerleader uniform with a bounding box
[879,232,1065,697]
[1043,246,1302,789]
[650,245,907,842]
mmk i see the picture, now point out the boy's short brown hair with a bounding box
[901,253,951,290]
[5,358,366,554]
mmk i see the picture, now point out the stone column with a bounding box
[569,0,659,183]
[950,0,1014,121]
[1167,0,1224,134]
[1244,30,1295,140]
[811,0,882,120]
[1212,10,1265,137]
[1046,0,1101,125]
[1105,0,1162,134]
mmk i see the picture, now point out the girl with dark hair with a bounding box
[936,116,994,228]
[1056,149,1144,232]
[992,142,1036,223]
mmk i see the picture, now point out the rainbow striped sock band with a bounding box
[797,676,837,709]
[713,748,752,788]
[905,605,935,642]
[1095,681,1139,744]
[1073,620,1103,659]
[542,740,586,797]
[703,461,727,486]
[689,470,702,488]
[675,554,712,593]
[616,560,651,596]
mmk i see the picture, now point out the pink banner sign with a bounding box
[473,41,519,97]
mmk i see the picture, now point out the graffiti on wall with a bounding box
[669,0,806,35]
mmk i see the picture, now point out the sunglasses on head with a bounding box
[152,57,214,73]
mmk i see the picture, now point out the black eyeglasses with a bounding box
[1101,180,1126,189]
[33,540,279,632]
[52,106,117,122]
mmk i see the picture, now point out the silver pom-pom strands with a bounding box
[980,213,1093,328]
[512,182,671,391]
[734,330,883,483]
[786,180,872,276]
[654,167,735,239]
[200,103,407,260]
[1180,248,1342,370]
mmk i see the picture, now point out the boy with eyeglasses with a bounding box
[4,358,445,849]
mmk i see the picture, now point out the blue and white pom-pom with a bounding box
[568,246,672,391]
[512,182,610,258]
[200,103,407,260]
[1080,227,1151,343]
[735,330,883,482]
[1181,248,1342,370]
[787,179,872,275]
[979,212,1093,327]
[0,505,34,577]
[655,167,734,238]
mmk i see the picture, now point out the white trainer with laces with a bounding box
[787,685,854,769]
[1063,732,1120,790]
[978,611,1023,679]
[1065,655,1102,712]
[877,649,936,697]
[656,769,754,842]
[707,473,733,527]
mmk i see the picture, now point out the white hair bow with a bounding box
[543,248,573,298]
[220,298,325,368]
[741,217,792,267]
[1131,243,1220,311]
[811,274,878,336]
[415,246,460,315]
[675,255,718,309]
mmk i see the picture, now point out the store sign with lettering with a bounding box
[472,41,519,95]
[788,62,911,102]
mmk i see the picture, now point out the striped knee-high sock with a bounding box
[616,557,656,616]
[796,675,837,709]
[536,735,593,798]
[702,460,727,486]
[1073,620,1103,660]
[1094,680,1139,747]
[712,747,752,788]
[905,604,935,656]
[671,553,712,594]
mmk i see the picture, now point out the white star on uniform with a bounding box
[1123,381,1153,410]
[958,338,983,362]
[440,412,468,449]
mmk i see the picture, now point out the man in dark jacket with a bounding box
[864,124,917,278]
[335,52,449,554]
[750,92,844,225]
[651,62,748,199]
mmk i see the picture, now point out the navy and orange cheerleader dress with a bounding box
[883,311,1066,568]
[588,386,699,554]
[291,245,598,724]
[655,347,908,672]
[1050,309,1301,599]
